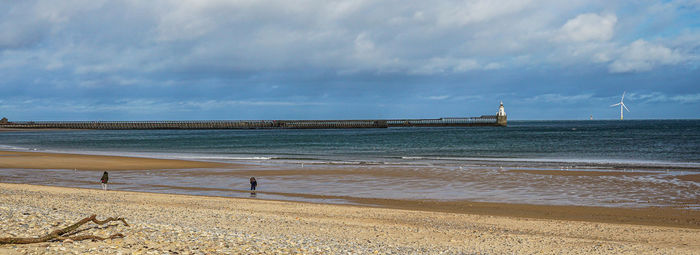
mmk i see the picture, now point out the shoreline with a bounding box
[2,140,699,171]
[1,149,698,229]
[2,182,699,229]
[1,183,699,254]
[48,181,700,229]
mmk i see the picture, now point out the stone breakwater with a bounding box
[0,112,505,130]
[1,183,699,255]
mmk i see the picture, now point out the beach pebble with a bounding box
[1,183,698,254]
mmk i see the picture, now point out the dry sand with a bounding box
[1,183,699,254]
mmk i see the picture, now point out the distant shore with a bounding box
[1,183,699,254]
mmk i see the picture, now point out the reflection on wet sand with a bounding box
[0,150,698,228]
[508,169,657,177]
[677,174,700,183]
[1,162,697,209]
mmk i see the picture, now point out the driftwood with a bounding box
[0,214,129,245]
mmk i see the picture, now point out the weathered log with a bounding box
[0,214,129,245]
[56,233,125,242]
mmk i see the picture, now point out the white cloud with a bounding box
[526,93,594,103]
[353,32,377,58]
[557,13,617,42]
[548,11,695,73]
[609,40,686,73]
[436,0,535,26]
[671,94,700,104]
[524,92,700,106]
[0,98,327,115]
[629,92,700,104]
[410,57,495,74]
[484,62,504,70]
[428,58,475,73]
[426,95,450,100]
[183,100,326,108]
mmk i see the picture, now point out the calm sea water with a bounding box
[1,120,699,167]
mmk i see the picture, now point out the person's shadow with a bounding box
[250,192,257,197]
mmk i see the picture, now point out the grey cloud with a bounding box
[0,1,594,75]
[1,0,698,87]
[0,3,50,49]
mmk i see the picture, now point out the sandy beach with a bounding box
[1,183,699,254]
[0,150,698,254]
[2,0,699,252]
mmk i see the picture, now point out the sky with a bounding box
[1,0,699,121]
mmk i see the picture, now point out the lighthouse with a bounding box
[497,101,507,126]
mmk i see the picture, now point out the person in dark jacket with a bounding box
[100,171,109,190]
[249,177,257,191]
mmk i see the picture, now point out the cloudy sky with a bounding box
[1,0,699,120]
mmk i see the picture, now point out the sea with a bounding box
[1,120,699,209]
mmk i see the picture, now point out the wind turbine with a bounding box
[610,92,630,120]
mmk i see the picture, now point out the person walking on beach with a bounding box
[100,171,109,191]
[249,177,257,191]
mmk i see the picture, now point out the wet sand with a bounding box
[509,169,657,177]
[1,183,699,254]
[245,192,700,229]
[1,150,699,230]
[0,150,228,170]
[677,174,700,183]
[79,181,698,229]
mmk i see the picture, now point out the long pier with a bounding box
[0,103,508,129]
[0,116,504,129]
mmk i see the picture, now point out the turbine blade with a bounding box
[610,103,621,107]
[622,91,626,100]
[622,103,630,112]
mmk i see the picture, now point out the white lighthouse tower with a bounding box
[496,101,507,126]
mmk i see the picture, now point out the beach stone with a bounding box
[1,183,699,254]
